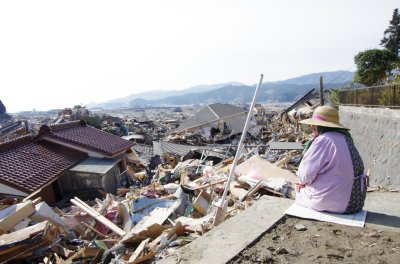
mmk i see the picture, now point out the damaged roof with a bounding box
[153,141,202,157]
[280,89,331,117]
[38,120,134,157]
[176,103,247,132]
[280,89,316,116]
[131,143,154,166]
[0,135,87,194]
[153,141,228,159]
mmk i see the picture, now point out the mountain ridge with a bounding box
[87,70,354,109]
[86,82,245,109]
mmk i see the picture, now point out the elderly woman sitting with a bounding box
[295,106,367,214]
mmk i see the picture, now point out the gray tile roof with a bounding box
[152,141,228,159]
[152,141,203,157]
[208,103,247,118]
[176,104,246,132]
[132,144,154,166]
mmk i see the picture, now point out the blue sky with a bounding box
[1,0,398,112]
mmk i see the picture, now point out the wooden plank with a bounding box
[274,155,292,168]
[212,199,228,227]
[131,207,173,234]
[97,194,112,214]
[70,198,126,237]
[122,204,176,243]
[240,180,263,202]
[0,241,47,262]
[81,222,108,238]
[191,178,227,191]
[128,238,150,263]
[229,181,249,200]
[119,203,132,232]
[122,223,166,244]
[0,201,35,234]
[31,202,68,228]
[0,221,48,246]
[0,221,59,263]
[192,190,211,215]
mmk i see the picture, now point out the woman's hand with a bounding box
[295,183,305,192]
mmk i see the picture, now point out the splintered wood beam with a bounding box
[70,197,126,237]
[240,179,263,202]
[128,238,150,263]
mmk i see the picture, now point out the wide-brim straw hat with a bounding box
[299,105,349,130]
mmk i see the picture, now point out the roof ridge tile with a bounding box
[47,119,87,131]
[0,135,33,152]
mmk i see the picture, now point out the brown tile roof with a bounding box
[0,135,87,193]
[38,120,134,157]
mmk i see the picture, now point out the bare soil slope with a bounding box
[228,216,400,264]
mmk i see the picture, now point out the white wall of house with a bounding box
[0,183,28,196]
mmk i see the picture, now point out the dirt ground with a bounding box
[228,216,400,264]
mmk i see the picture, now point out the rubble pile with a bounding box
[0,103,313,263]
[0,153,301,263]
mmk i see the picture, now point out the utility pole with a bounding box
[319,75,324,106]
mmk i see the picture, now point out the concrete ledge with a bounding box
[364,192,400,232]
[340,106,400,118]
[157,196,293,264]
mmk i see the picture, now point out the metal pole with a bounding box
[218,74,264,209]
[319,75,324,106]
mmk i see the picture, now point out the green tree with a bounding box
[84,115,102,129]
[377,87,393,106]
[329,86,351,108]
[353,49,397,86]
[381,8,400,57]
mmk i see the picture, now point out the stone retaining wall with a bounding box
[339,106,400,189]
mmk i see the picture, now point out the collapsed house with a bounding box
[0,120,33,142]
[175,103,248,142]
[280,88,331,123]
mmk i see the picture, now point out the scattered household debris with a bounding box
[0,100,326,263]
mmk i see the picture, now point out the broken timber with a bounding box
[70,197,126,237]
